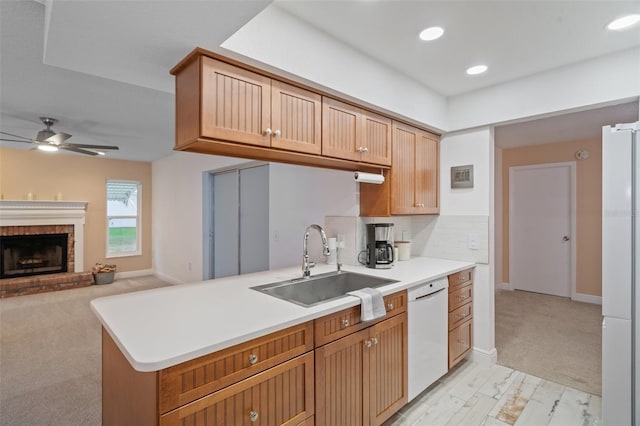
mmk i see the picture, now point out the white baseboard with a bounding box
[153,271,184,285]
[114,269,154,280]
[572,293,602,305]
[471,347,498,365]
[498,282,514,291]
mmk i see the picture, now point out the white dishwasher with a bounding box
[407,277,449,402]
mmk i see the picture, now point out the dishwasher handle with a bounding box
[409,287,446,302]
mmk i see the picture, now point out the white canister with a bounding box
[395,241,411,261]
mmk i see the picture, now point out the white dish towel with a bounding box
[347,287,386,322]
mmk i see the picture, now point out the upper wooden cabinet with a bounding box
[360,121,439,216]
[172,48,438,173]
[322,97,392,166]
[391,121,439,214]
[196,57,322,154]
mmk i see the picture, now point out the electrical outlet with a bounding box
[468,234,479,250]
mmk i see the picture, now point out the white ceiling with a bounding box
[277,0,640,96]
[1,1,639,162]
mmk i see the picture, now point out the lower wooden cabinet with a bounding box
[160,352,314,426]
[103,291,409,426]
[315,312,408,426]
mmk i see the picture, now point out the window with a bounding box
[106,180,141,257]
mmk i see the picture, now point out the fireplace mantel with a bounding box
[0,200,88,272]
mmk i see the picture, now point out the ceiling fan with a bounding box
[0,117,119,156]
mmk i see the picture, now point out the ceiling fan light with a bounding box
[37,144,59,152]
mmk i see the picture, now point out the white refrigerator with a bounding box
[602,121,639,425]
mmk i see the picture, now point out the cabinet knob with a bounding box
[458,295,468,301]
[249,411,259,422]
[387,302,394,311]
[357,146,369,153]
[341,319,350,328]
[274,129,281,137]
[416,203,425,207]
[265,128,272,136]
[364,340,372,348]
[248,354,258,365]
[371,337,379,345]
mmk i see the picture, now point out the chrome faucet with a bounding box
[302,224,331,278]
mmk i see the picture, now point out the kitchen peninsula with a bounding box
[92,257,474,425]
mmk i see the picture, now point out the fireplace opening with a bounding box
[1,233,68,279]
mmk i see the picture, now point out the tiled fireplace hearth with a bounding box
[0,201,93,297]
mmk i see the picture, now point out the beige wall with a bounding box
[501,138,602,296]
[0,148,152,273]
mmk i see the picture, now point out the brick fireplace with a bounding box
[0,201,93,297]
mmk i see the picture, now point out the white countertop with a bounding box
[90,256,474,372]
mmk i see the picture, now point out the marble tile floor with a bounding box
[384,360,601,426]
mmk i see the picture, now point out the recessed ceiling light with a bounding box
[419,27,444,41]
[37,144,58,152]
[466,65,488,75]
[607,14,640,30]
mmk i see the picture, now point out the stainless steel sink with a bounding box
[251,271,398,307]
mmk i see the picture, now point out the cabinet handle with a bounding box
[249,411,259,422]
[364,340,372,348]
[248,354,258,365]
[264,128,272,136]
[357,146,369,153]
[274,129,281,137]
[341,319,350,328]
[371,337,379,345]
[387,302,394,311]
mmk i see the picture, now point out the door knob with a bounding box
[562,236,570,242]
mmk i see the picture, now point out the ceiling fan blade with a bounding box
[45,132,72,144]
[0,138,34,144]
[64,143,119,150]
[0,131,33,141]
[61,146,99,156]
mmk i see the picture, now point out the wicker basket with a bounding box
[94,271,115,285]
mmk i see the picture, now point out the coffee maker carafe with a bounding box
[366,223,394,269]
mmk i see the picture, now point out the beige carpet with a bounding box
[495,289,602,396]
[0,276,169,426]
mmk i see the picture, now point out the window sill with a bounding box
[106,251,142,259]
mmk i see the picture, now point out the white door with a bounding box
[509,163,574,297]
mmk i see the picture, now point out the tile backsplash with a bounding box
[325,215,489,265]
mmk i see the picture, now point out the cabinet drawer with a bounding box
[448,319,472,369]
[160,352,315,426]
[448,284,472,312]
[448,268,473,292]
[314,290,407,347]
[159,321,313,414]
[448,302,473,331]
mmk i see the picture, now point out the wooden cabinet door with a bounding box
[369,313,408,426]
[448,319,472,369]
[160,352,314,426]
[315,327,369,426]
[322,97,361,162]
[360,111,392,166]
[414,132,439,214]
[201,57,271,147]
[271,81,322,155]
[390,122,417,214]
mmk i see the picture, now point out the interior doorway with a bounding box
[509,162,576,298]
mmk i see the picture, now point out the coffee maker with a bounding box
[365,223,394,269]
